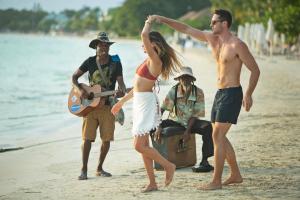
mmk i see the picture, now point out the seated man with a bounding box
[155,67,214,172]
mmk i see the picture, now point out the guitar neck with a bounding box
[94,91,116,98]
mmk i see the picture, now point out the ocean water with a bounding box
[0,33,145,148]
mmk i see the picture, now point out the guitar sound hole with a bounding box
[88,92,94,100]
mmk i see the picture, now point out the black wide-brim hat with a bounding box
[89,32,115,49]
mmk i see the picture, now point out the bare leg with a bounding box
[141,154,158,192]
[97,141,110,171]
[81,140,91,172]
[199,122,231,190]
[78,140,91,180]
[134,134,176,187]
[223,137,243,185]
[141,138,158,192]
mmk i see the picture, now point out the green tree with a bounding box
[106,0,211,37]
[82,8,101,30]
[0,8,47,32]
[63,7,102,33]
[210,0,300,43]
[38,18,57,32]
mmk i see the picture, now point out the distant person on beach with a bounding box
[111,16,181,192]
[155,66,214,173]
[72,32,127,180]
[178,37,186,52]
[152,9,260,190]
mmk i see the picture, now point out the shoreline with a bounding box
[0,31,140,42]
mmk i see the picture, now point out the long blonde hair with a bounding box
[149,31,182,80]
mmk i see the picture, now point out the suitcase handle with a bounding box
[177,139,188,153]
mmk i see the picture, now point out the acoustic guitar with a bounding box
[68,83,117,117]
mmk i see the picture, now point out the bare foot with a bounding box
[222,175,243,185]
[198,182,222,190]
[165,163,176,186]
[141,184,158,193]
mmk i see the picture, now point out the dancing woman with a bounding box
[111,16,182,192]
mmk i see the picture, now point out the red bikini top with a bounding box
[136,60,158,81]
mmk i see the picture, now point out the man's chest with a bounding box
[215,47,238,65]
[89,63,113,76]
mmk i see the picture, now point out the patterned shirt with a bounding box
[161,84,205,127]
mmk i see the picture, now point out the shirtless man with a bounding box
[152,9,260,190]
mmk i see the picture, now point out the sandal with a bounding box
[96,170,112,177]
[78,171,88,180]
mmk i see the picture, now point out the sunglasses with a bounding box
[210,20,223,26]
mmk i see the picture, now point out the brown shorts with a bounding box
[82,105,115,142]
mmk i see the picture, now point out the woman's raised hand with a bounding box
[145,15,154,24]
[150,15,161,23]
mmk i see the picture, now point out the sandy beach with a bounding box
[0,45,299,200]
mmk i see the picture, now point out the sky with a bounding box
[0,0,125,13]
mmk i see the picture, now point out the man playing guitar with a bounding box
[72,32,127,180]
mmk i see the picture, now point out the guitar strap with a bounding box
[96,59,110,89]
[95,56,125,125]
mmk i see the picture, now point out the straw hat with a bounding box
[89,32,115,49]
[174,66,196,81]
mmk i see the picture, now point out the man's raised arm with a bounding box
[151,15,209,42]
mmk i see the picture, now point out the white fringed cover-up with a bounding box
[132,92,161,136]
